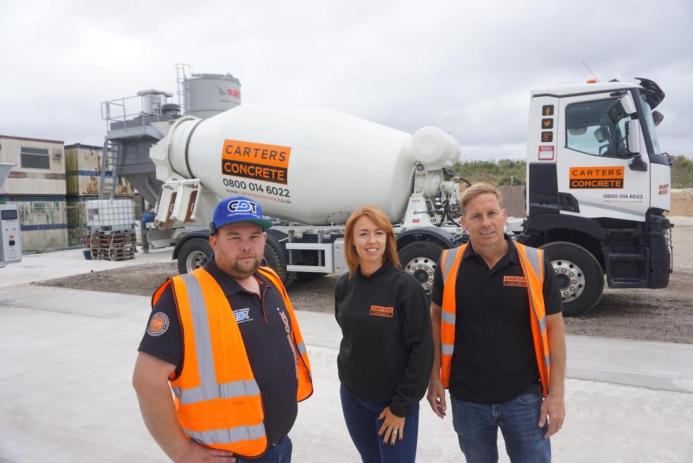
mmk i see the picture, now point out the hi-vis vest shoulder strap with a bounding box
[151,266,313,457]
[438,242,552,396]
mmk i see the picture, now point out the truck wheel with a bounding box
[540,241,604,317]
[177,238,213,274]
[399,241,444,293]
[263,237,291,285]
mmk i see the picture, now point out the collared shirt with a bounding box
[431,237,562,404]
[138,260,298,446]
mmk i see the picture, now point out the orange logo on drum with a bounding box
[221,139,292,184]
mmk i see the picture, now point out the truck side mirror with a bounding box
[620,95,637,115]
[652,110,664,127]
[626,120,641,155]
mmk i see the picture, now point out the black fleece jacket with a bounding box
[335,263,433,417]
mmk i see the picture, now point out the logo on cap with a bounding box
[212,195,273,231]
[227,199,258,215]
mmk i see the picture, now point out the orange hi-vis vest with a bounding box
[438,242,552,396]
[151,266,313,457]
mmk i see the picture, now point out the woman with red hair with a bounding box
[335,206,433,463]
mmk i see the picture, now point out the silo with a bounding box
[184,73,241,119]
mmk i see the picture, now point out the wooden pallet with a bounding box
[87,230,136,261]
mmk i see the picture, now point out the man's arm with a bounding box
[132,352,236,462]
[538,312,566,438]
[426,302,447,418]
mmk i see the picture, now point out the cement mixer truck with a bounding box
[150,77,672,316]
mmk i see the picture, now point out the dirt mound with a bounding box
[670,189,693,216]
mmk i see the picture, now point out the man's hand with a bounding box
[377,406,406,446]
[538,393,565,438]
[426,377,447,418]
[176,440,237,462]
[133,353,238,462]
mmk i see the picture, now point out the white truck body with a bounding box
[150,78,672,316]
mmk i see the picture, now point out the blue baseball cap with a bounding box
[211,196,273,232]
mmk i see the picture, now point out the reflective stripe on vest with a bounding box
[438,242,551,395]
[172,380,261,405]
[297,342,307,355]
[180,273,219,389]
[185,423,266,446]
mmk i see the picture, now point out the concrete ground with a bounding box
[1,243,693,462]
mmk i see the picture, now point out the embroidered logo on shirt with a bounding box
[369,305,394,318]
[147,312,170,336]
[277,307,298,363]
[233,308,253,324]
[503,275,528,287]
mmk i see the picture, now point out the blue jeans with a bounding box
[340,384,419,463]
[451,393,551,463]
[236,436,292,463]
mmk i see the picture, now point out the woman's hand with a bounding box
[427,376,447,418]
[377,406,405,446]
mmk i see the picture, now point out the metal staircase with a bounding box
[99,139,118,199]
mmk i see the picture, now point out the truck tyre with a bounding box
[399,241,444,293]
[177,238,213,274]
[263,237,291,285]
[540,241,604,317]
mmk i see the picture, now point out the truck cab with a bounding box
[519,78,672,315]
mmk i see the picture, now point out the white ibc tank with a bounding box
[154,104,459,225]
[85,199,135,231]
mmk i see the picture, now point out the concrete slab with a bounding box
[0,247,173,288]
[1,249,692,462]
[1,283,692,462]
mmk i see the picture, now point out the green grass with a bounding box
[450,156,692,188]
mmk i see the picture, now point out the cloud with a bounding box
[0,0,690,158]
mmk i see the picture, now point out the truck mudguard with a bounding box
[522,214,606,241]
[396,226,458,249]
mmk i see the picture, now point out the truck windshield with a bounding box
[636,91,662,154]
[565,98,633,158]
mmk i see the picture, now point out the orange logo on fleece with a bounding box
[503,275,527,287]
[369,305,394,318]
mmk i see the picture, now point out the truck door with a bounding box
[556,93,650,221]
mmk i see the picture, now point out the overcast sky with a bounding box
[1,0,691,160]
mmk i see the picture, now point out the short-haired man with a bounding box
[427,183,566,462]
[133,195,312,463]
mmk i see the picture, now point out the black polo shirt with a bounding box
[138,260,298,447]
[431,238,562,404]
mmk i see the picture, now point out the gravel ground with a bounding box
[38,224,693,344]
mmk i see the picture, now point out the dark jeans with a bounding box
[340,383,419,463]
[451,393,551,463]
[236,436,292,463]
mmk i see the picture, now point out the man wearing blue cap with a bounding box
[134,195,313,463]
